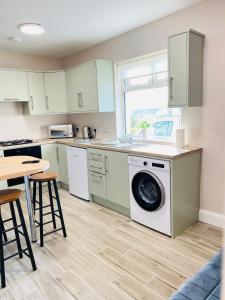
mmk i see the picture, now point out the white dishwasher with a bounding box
[67,146,90,201]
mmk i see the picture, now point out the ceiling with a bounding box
[0,0,203,58]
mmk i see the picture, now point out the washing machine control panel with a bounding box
[128,156,170,171]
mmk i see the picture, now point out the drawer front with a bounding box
[89,171,107,199]
[88,148,105,162]
[88,148,106,174]
[88,160,105,174]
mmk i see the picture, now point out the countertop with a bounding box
[0,138,202,160]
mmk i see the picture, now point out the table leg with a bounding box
[24,175,37,242]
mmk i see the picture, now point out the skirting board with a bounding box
[199,209,225,229]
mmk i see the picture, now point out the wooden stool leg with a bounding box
[9,202,23,259]
[32,181,37,213]
[39,182,44,247]
[0,215,7,243]
[0,218,6,288]
[48,181,56,229]
[53,180,67,238]
[15,199,37,271]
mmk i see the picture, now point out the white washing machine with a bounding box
[128,156,171,236]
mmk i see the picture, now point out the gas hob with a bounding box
[0,139,33,147]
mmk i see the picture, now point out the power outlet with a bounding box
[103,128,111,133]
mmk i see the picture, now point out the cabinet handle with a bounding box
[90,165,102,170]
[77,92,82,108]
[30,96,34,110]
[90,173,102,179]
[56,147,59,161]
[104,156,109,173]
[45,96,49,110]
[80,93,84,108]
[169,77,173,101]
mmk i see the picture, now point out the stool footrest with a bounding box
[35,220,54,227]
[43,227,63,237]
[4,248,28,261]
[2,217,13,223]
[4,224,22,233]
[3,238,17,246]
[35,204,51,211]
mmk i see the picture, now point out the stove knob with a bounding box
[143,161,148,166]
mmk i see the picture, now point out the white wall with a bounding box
[63,0,225,218]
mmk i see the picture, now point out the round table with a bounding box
[0,156,49,241]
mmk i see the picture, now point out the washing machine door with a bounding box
[132,171,165,211]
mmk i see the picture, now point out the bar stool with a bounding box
[30,172,67,247]
[0,189,37,288]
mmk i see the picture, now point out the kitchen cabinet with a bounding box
[41,143,68,185]
[24,71,68,115]
[65,60,114,113]
[25,72,46,115]
[0,150,7,189]
[57,144,69,185]
[41,144,59,175]
[88,148,129,216]
[44,71,68,113]
[0,69,29,102]
[168,29,204,107]
[105,151,129,211]
[89,171,107,199]
[65,67,82,112]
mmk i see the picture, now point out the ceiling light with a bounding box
[19,23,44,35]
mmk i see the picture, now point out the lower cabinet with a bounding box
[89,171,107,199]
[41,143,68,186]
[57,144,69,186]
[88,148,130,216]
[0,150,7,189]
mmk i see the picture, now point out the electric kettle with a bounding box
[82,126,96,139]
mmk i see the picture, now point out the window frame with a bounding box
[115,50,181,143]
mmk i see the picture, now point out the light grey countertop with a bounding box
[0,138,202,160]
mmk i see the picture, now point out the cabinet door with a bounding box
[57,144,68,185]
[168,32,188,107]
[0,70,29,102]
[41,144,59,175]
[89,171,107,199]
[44,71,67,113]
[65,67,83,113]
[81,62,98,112]
[27,72,47,115]
[106,151,130,210]
[0,150,7,189]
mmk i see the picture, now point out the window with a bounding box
[117,51,181,141]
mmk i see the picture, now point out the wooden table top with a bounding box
[0,156,49,180]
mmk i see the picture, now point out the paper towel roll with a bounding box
[176,129,185,148]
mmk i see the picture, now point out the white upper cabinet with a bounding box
[66,60,114,113]
[81,61,98,112]
[65,67,83,112]
[44,71,68,114]
[0,70,29,102]
[26,72,47,115]
[168,29,204,107]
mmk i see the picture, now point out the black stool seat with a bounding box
[0,189,37,288]
[30,172,67,247]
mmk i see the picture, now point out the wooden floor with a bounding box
[0,188,223,300]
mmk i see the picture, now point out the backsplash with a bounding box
[68,112,117,140]
[0,102,67,140]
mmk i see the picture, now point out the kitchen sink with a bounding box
[92,142,147,149]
